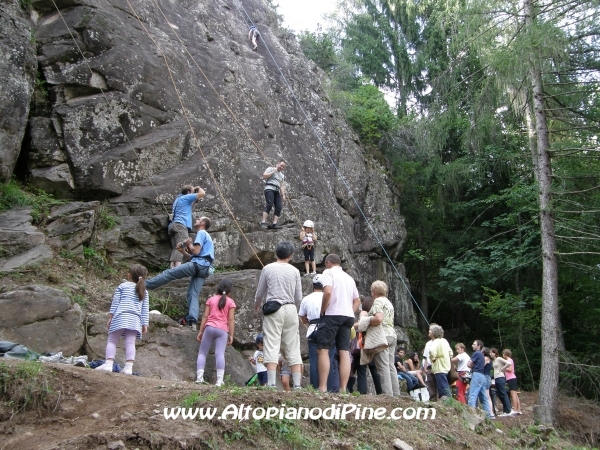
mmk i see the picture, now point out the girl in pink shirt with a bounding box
[503,348,522,414]
[195,279,236,386]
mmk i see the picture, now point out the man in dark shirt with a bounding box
[467,340,493,418]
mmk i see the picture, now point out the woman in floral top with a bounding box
[365,280,399,396]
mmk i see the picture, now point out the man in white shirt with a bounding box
[317,254,360,393]
[298,275,339,391]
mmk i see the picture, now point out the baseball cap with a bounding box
[312,274,323,286]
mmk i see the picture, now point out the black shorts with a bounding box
[316,315,355,351]
[507,378,518,391]
[303,247,315,261]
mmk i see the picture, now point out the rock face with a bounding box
[85,312,254,384]
[154,270,312,350]
[4,0,417,347]
[0,284,84,356]
[0,0,36,182]
[0,208,54,272]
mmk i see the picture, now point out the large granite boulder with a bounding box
[46,201,100,253]
[149,269,311,353]
[85,312,254,384]
[0,0,36,182]
[0,284,84,355]
[0,207,53,272]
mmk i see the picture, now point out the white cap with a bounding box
[312,274,323,285]
[303,220,314,228]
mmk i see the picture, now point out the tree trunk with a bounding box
[524,0,560,427]
[416,227,429,331]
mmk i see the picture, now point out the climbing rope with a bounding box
[48,0,170,217]
[124,0,267,267]
[235,0,429,325]
[148,0,305,231]
[50,0,266,268]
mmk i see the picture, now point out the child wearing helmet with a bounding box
[300,220,317,276]
[249,334,268,385]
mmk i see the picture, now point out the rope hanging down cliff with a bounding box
[146,0,304,231]
[48,0,172,217]
[49,0,266,268]
[235,0,429,326]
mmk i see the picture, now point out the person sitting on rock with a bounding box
[146,216,214,331]
[260,160,286,230]
[168,185,205,268]
[248,25,260,51]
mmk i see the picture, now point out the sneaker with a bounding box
[311,272,317,275]
[122,366,133,375]
[188,322,197,332]
[515,411,522,415]
[499,412,512,417]
[95,361,113,372]
[303,273,311,277]
[253,46,258,51]
[260,222,269,229]
[269,223,282,229]
[488,416,496,420]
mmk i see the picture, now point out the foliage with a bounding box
[149,291,187,320]
[83,246,116,276]
[298,28,337,73]
[335,84,395,147]
[0,361,56,419]
[0,180,63,224]
[96,205,121,231]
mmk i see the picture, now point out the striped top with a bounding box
[109,281,150,339]
[254,262,302,307]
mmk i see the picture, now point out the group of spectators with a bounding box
[406,324,523,418]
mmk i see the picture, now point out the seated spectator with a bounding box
[404,352,427,387]
[395,348,419,392]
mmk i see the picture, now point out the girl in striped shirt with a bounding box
[96,264,150,375]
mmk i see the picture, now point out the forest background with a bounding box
[293,0,600,425]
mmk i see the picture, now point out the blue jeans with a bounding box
[145,262,210,323]
[468,372,492,417]
[397,372,418,392]
[495,377,512,414]
[435,372,451,398]
[308,341,339,392]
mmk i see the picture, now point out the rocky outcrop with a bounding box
[3,0,417,336]
[0,0,37,182]
[154,270,312,350]
[0,284,84,355]
[85,312,254,384]
[0,207,53,272]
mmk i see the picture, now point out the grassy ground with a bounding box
[0,360,598,450]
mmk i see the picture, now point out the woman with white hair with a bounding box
[429,324,454,399]
[360,280,399,396]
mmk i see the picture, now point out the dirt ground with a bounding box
[1,360,598,450]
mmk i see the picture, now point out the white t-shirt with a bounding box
[423,340,434,368]
[320,266,359,317]
[298,291,323,337]
[253,350,267,373]
[455,352,471,372]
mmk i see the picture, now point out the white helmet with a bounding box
[303,220,314,228]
